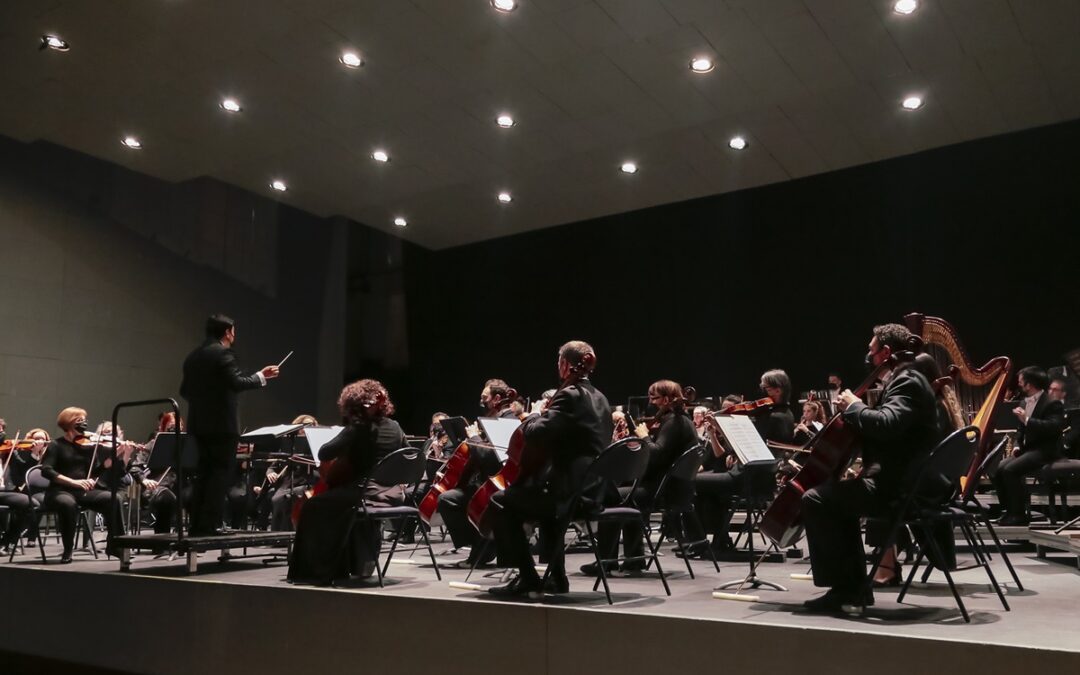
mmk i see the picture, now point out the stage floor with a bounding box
[3,531,1080,662]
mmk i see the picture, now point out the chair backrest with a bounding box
[25,465,51,494]
[909,425,980,507]
[651,445,704,506]
[367,447,426,487]
[586,437,649,484]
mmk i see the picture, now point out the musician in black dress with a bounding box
[180,313,279,536]
[288,379,405,585]
[586,379,697,576]
[993,367,1067,525]
[0,428,49,553]
[437,379,518,569]
[41,407,124,562]
[690,370,795,557]
[802,323,938,613]
[488,340,613,598]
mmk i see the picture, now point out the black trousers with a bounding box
[44,489,123,553]
[802,477,887,591]
[490,484,562,582]
[226,485,248,529]
[190,434,238,533]
[437,487,493,561]
[994,449,1058,517]
[145,488,178,534]
[0,492,42,545]
[270,486,307,531]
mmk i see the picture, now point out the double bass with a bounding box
[759,360,894,549]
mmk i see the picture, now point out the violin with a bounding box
[720,397,776,415]
[0,439,39,453]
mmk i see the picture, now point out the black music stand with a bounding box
[710,415,788,598]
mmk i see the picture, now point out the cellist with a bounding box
[436,379,519,569]
[801,323,938,614]
[488,340,612,599]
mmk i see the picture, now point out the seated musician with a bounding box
[793,400,827,445]
[993,366,1066,526]
[41,407,124,562]
[437,379,519,569]
[254,414,318,531]
[586,380,697,576]
[288,379,405,585]
[611,408,631,442]
[488,340,612,598]
[692,406,710,441]
[802,323,938,613]
[422,413,451,461]
[0,428,50,553]
[130,412,187,534]
[690,370,795,557]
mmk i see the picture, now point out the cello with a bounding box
[759,360,894,549]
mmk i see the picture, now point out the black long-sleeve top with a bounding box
[41,438,99,491]
[318,418,406,480]
[640,409,698,486]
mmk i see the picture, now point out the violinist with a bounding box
[689,370,794,558]
[288,379,405,585]
[801,323,938,614]
[488,340,613,599]
[586,380,697,577]
[0,428,50,553]
[257,414,318,531]
[437,379,518,569]
[611,408,631,442]
[422,413,451,462]
[40,407,123,562]
[692,406,710,441]
[130,413,186,534]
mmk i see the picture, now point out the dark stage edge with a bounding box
[1,537,1079,675]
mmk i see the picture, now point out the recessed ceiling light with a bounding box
[893,0,918,15]
[901,95,924,110]
[371,150,390,163]
[121,136,142,150]
[393,216,407,227]
[340,51,364,68]
[728,136,748,150]
[496,114,516,128]
[497,191,512,203]
[40,35,69,52]
[620,162,638,174]
[689,57,714,73]
[491,0,517,12]
[270,180,288,192]
[220,98,242,113]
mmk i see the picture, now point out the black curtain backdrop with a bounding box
[401,119,1080,429]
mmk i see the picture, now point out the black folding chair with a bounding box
[953,437,1023,590]
[346,448,442,587]
[13,466,98,563]
[543,437,671,604]
[865,426,1009,623]
[646,445,720,579]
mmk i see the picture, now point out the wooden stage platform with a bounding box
[1,531,1079,675]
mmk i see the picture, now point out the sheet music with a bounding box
[241,424,306,439]
[478,417,521,462]
[712,414,776,466]
[302,426,345,466]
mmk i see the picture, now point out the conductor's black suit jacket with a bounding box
[180,339,263,436]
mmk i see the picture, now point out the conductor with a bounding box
[181,314,279,536]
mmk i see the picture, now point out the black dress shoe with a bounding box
[489,575,543,599]
[579,561,618,577]
[59,550,73,564]
[997,515,1030,526]
[803,588,873,615]
[544,572,570,594]
[620,560,648,576]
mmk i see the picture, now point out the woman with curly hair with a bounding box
[287,379,405,585]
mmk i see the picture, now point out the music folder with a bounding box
[241,424,307,440]
[147,432,199,471]
[711,414,776,467]
[301,426,345,466]
[439,417,469,447]
[478,417,521,462]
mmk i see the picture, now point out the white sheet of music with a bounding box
[478,417,521,462]
[302,426,345,466]
[712,414,776,466]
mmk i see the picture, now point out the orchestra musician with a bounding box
[488,340,613,599]
[0,428,50,553]
[801,323,938,613]
[422,413,451,461]
[993,366,1066,526]
[288,379,405,585]
[40,407,124,562]
[437,379,519,569]
[692,406,710,441]
[689,370,795,557]
[611,408,631,442]
[254,414,318,531]
[586,380,697,577]
[180,313,279,536]
[129,412,187,534]
[793,400,827,445]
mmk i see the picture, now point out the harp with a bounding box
[904,313,1011,499]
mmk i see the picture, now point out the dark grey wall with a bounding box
[0,137,347,437]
